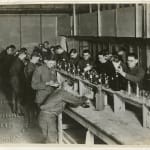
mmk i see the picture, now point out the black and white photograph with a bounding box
[0,1,149,148]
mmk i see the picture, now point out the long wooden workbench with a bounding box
[64,106,150,145]
[56,69,150,144]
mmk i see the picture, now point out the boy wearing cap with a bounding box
[38,80,85,143]
[31,56,59,108]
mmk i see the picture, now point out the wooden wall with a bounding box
[0,14,57,52]
[41,15,57,45]
[100,10,115,36]
[57,14,71,36]
[0,15,20,50]
[21,14,41,50]
[78,12,98,36]
[116,7,135,37]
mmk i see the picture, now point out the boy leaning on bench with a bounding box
[38,80,87,143]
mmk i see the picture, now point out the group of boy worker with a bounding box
[0,40,145,143]
[0,42,86,144]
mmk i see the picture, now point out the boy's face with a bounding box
[70,52,77,59]
[19,53,27,60]
[32,56,40,63]
[44,43,49,49]
[7,48,15,55]
[127,56,138,69]
[98,55,107,63]
[45,60,56,68]
[56,48,64,54]
[83,52,90,60]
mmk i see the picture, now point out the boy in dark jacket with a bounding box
[0,45,16,85]
[9,50,27,115]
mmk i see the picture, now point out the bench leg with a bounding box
[143,104,149,128]
[85,130,94,145]
[96,86,105,111]
[113,94,125,113]
[104,94,108,107]
[73,82,78,93]
[58,113,63,144]
[57,72,66,84]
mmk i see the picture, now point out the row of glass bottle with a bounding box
[56,60,119,87]
[56,60,150,99]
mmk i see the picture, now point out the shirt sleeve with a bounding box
[31,67,47,90]
[125,67,145,83]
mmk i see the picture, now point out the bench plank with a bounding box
[64,106,150,145]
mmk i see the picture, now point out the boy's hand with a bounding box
[46,81,60,87]
[116,66,126,77]
[45,81,54,86]
[51,82,60,87]
[84,65,92,72]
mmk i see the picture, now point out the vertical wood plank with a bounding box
[146,4,149,38]
[127,81,132,95]
[40,14,42,43]
[79,81,86,96]
[115,5,118,37]
[56,72,66,84]
[19,14,22,49]
[70,15,73,36]
[55,16,58,44]
[146,111,150,128]
[73,4,77,36]
[97,4,101,36]
[96,85,105,111]
[135,4,138,38]
[142,103,149,128]
[137,45,141,67]
[73,81,78,93]
[135,4,142,37]
[89,4,92,13]
[85,130,94,145]
[113,94,125,113]
[104,93,108,107]
[56,72,61,84]
[143,4,147,38]
[58,113,63,144]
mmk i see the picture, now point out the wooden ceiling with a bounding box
[0,4,140,14]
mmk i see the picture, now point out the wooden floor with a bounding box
[0,79,44,144]
[64,104,150,145]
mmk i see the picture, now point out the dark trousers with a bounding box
[12,92,23,114]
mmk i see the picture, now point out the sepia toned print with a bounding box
[0,2,150,149]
